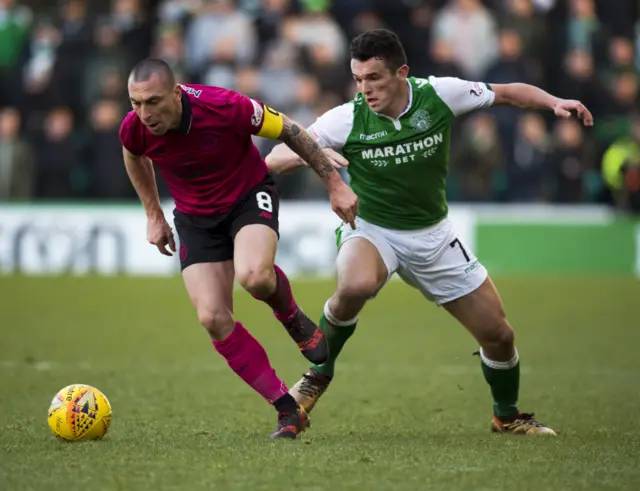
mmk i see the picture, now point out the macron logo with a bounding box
[259,211,272,220]
[360,130,388,141]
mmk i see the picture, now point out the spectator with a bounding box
[21,19,67,113]
[556,50,598,118]
[602,114,640,212]
[185,0,257,81]
[109,0,152,64]
[549,118,597,202]
[256,0,292,59]
[567,0,603,55]
[485,28,540,87]
[282,0,348,96]
[499,0,547,61]
[451,112,504,202]
[32,106,79,199]
[152,23,188,82]
[430,40,464,79]
[607,36,635,74]
[58,0,92,50]
[0,0,638,208]
[84,99,133,200]
[508,113,551,202]
[0,107,33,200]
[283,0,347,64]
[0,0,33,106]
[432,0,499,79]
[256,40,301,109]
[81,19,131,111]
[595,71,639,149]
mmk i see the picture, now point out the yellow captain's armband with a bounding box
[257,105,284,139]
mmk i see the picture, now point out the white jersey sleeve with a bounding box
[429,76,495,117]
[307,102,354,150]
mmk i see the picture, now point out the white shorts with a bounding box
[337,216,488,306]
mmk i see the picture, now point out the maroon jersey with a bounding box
[119,84,277,215]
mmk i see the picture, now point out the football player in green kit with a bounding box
[266,29,593,435]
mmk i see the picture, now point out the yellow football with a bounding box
[47,384,112,441]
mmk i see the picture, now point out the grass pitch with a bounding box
[0,275,638,490]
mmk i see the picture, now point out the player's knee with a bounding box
[197,308,234,340]
[495,321,514,348]
[236,264,274,298]
[481,317,515,353]
[337,276,380,301]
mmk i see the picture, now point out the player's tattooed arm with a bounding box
[277,115,358,228]
[278,115,341,187]
[266,143,347,175]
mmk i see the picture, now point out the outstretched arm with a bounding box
[492,83,594,126]
[430,77,594,127]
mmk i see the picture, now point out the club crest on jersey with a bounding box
[250,99,264,127]
[410,110,431,131]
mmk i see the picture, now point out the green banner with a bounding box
[476,218,640,276]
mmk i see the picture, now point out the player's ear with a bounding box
[397,65,409,80]
[173,84,182,102]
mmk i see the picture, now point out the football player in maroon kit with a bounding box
[119,58,358,439]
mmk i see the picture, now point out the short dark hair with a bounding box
[349,29,408,72]
[129,58,175,87]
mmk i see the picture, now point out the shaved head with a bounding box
[129,58,175,89]
[128,58,182,135]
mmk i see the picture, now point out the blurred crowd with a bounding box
[0,0,639,212]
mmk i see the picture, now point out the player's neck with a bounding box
[379,84,410,120]
[170,99,183,131]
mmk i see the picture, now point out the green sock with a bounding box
[479,349,520,418]
[311,313,357,378]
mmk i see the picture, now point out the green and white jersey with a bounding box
[308,76,495,230]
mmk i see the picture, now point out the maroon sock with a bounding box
[212,322,288,404]
[254,265,298,322]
